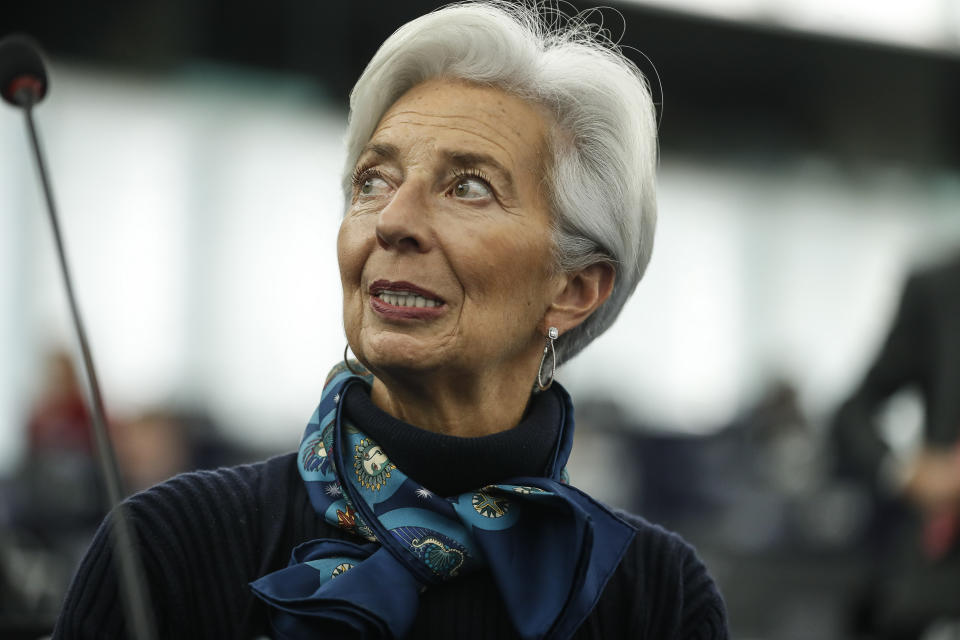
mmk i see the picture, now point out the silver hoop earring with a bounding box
[343,343,365,376]
[536,327,559,391]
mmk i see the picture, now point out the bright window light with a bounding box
[619,0,956,52]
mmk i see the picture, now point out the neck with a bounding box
[368,359,540,437]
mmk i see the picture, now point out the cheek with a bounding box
[337,220,369,342]
[336,219,366,292]
[459,229,555,309]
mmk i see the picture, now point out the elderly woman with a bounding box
[55,3,727,639]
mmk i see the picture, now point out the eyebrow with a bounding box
[358,142,399,162]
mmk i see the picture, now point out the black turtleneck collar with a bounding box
[341,384,563,497]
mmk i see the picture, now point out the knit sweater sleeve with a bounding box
[52,462,271,639]
[599,512,728,640]
[676,540,728,640]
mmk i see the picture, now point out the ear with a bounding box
[542,263,615,335]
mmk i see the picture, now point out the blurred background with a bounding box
[3,0,960,638]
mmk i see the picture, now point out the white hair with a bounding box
[342,1,658,364]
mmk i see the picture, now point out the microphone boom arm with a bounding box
[18,90,158,640]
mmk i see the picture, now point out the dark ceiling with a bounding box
[4,0,959,169]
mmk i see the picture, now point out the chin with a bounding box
[357,333,446,377]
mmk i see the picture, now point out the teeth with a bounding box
[375,290,440,308]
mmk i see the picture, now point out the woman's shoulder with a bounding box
[595,510,729,639]
[117,452,299,533]
[127,451,299,508]
[614,509,702,563]
[53,452,305,638]
[141,450,299,494]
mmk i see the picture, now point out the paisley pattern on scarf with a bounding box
[250,362,636,640]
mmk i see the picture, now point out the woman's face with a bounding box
[338,79,564,383]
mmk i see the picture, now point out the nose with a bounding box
[375,181,431,253]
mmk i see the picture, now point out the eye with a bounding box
[450,172,492,200]
[352,166,391,198]
[360,175,390,196]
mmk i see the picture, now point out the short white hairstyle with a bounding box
[342,1,658,364]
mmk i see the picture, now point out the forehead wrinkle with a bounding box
[384,108,531,145]
[375,119,522,171]
[376,110,537,168]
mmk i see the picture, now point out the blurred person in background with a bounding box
[1,350,102,634]
[52,2,727,639]
[832,251,960,639]
[14,348,103,557]
[27,349,93,456]
[112,411,194,493]
[112,408,260,492]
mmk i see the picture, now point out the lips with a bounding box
[369,280,444,308]
[368,279,446,319]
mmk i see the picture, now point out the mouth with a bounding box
[368,280,445,309]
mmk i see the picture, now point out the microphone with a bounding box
[0,35,157,640]
[0,35,47,106]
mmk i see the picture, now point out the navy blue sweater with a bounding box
[54,388,728,639]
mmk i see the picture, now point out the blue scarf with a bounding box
[250,363,635,639]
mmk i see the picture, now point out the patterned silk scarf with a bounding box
[250,363,636,640]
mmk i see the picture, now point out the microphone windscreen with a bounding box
[0,34,48,106]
